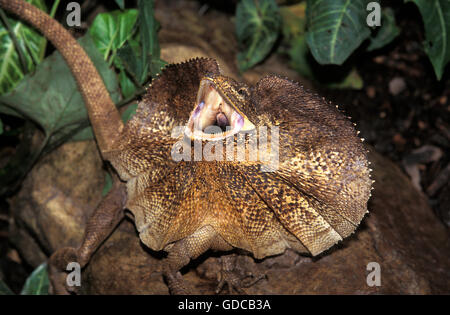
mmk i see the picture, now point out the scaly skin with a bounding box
[1,1,372,294]
[108,59,372,258]
[107,59,372,292]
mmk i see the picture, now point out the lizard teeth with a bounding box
[192,101,204,118]
[231,111,244,129]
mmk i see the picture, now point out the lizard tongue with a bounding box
[216,112,229,128]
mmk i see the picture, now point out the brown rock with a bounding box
[9,140,104,266]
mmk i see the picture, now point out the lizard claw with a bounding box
[165,271,192,295]
[215,255,267,294]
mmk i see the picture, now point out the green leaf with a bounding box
[326,67,363,89]
[0,0,47,94]
[0,35,120,145]
[289,34,314,78]
[406,0,450,80]
[118,69,137,99]
[89,9,138,63]
[138,0,164,79]
[0,279,14,295]
[149,58,167,78]
[367,8,400,51]
[69,128,93,142]
[236,0,281,72]
[0,118,3,135]
[118,41,141,75]
[102,171,113,196]
[117,41,144,84]
[289,36,363,89]
[121,102,138,123]
[305,0,371,65]
[114,0,125,10]
[20,263,49,295]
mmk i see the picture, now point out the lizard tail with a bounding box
[0,0,123,156]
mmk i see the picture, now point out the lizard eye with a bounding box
[237,87,248,97]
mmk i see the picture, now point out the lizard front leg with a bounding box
[48,175,127,294]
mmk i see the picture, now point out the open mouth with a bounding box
[185,78,255,141]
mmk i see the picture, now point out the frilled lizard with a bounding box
[1,0,373,294]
